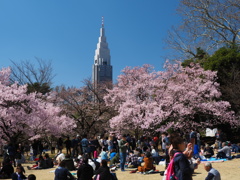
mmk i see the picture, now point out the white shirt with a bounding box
[88,159,96,170]
[56,153,65,163]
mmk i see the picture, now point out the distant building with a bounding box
[92,18,112,84]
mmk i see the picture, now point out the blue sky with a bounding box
[0,0,181,87]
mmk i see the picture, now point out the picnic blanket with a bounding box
[201,157,227,162]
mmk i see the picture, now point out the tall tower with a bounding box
[92,17,112,84]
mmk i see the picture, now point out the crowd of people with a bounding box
[0,129,239,179]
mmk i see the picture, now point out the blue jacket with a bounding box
[81,138,89,147]
[54,166,74,180]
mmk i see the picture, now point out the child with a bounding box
[93,147,100,161]
[138,152,154,173]
[99,147,108,161]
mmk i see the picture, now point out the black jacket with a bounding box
[63,158,75,171]
[0,164,14,177]
[12,172,26,180]
[94,166,112,180]
[77,163,94,180]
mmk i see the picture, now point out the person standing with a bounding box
[57,138,63,153]
[196,130,201,152]
[161,132,168,153]
[189,129,196,146]
[81,135,89,154]
[51,140,57,154]
[7,143,16,167]
[112,133,119,152]
[64,137,72,155]
[91,136,100,156]
[215,129,224,149]
[107,136,114,152]
[32,140,39,159]
[72,136,79,158]
[169,136,193,180]
[204,162,221,180]
[119,134,128,171]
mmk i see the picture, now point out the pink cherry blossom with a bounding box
[0,67,76,145]
[104,61,238,133]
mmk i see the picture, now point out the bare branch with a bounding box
[166,0,240,58]
[10,57,55,86]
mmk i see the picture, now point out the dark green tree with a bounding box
[203,46,240,114]
[182,47,209,67]
[27,82,52,94]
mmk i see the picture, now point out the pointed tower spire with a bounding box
[102,16,104,27]
[92,17,112,84]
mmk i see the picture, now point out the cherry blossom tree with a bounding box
[104,62,238,134]
[53,80,115,137]
[0,67,75,145]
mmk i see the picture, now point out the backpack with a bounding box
[166,152,181,180]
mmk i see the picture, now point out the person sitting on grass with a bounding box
[231,143,240,153]
[204,144,214,159]
[77,154,94,180]
[204,162,221,180]
[44,153,54,168]
[55,152,65,165]
[109,153,119,167]
[99,147,108,161]
[27,155,47,170]
[151,146,161,165]
[0,159,14,179]
[137,152,154,173]
[94,160,117,180]
[127,150,140,168]
[62,154,75,171]
[216,142,231,159]
[54,161,75,180]
[12,165,26,180]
